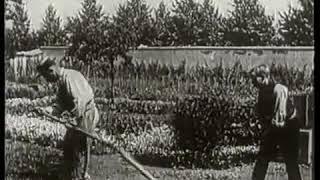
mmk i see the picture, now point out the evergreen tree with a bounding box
[5,28,15,58]
[152,1,175,46]
[223,0,275,46]
[279,0,314,46]
[170,0,202,46]
[5,0,23,20]
[113,0,154,47]
[38,4,65,46]
[10,2,36,53]
[65,0,106,69]
[168,0,224,46]
[198,0,224,46]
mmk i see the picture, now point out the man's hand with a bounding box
[60,111,78,126]
[29,106,52,117]
[44,107,53,114]
[70,98,85,118]
[272,113,286,128]
[272,120,285,128]
[39,106,55,114]
[61,111,72,118]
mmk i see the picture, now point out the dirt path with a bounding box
[5,140,312,180]
[88,154,312,180]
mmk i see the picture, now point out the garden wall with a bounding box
[128,46,314,70]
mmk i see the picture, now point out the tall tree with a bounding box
[38,4,65,46]
[100,0,153,98]
[5,0,23,58]
[223,0,275,46]
[5,0,23,20]
[170,0,202,46]
[198,0,224,46]
[152,1,175,46]
[114,0,155,47]
[279,0,314,46]
[65,0,107,76]
[168,0,224,46]
[10,2,36,54]
[5,28,15,58]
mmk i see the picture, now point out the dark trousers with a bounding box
[252,121,302,180]
[62,106,99,180]
[63,129,91,180]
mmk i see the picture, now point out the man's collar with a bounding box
[57,67,65,82]
[58,67,64,76]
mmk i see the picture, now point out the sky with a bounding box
[9,0,301,30]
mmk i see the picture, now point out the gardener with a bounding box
[249,64,302,180]
[36,57,99,180]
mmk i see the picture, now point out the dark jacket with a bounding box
[256,82,296,128]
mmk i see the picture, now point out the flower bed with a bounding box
[98,112,173,134]
[95,97,175,115]
[5,81,55,99]
[6,96,175,116]
[5,96,54,116]
[5,114,259,169]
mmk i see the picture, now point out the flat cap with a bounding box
[36,56,56,77]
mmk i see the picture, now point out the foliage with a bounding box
[270,63,313,91]
[5,114,66,148]
[5,28,15,58]
[6,61,313,101]
[5,96,54,116]
[279,0,314,46]
[97,112,172,135]
[152,1,175,46]
[38,4,65,46]
[6,1,38,58]
[5,140,62,178]
[5,114,259,170]
[96,97,175,115]
[102,0,155,98]
[4,0,315,59]
[6,95,175,116]
[5,0,23,20]
[223,0,275,46]
[113,0,154,47]
[197,0,225,46]
[64,0,107,77]
[173,93,260,151]
[5,138,310,179]
[5,82,55,99]
[169,0,224,46]
[170,0,201,46]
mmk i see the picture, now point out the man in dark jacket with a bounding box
[37,57,99,180]
[249,64,302,180]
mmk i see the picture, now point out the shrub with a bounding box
[95,97,175,115]
[5,96,175,116]
[173,91,261,151]
[5,81,55,99]
[97,112,173,135]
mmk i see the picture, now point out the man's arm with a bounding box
[43,95,63,116]
[64,71,94,119]
[52,102,64,116]
[272,84,288,127]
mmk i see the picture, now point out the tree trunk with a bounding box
[111,59,115,106]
